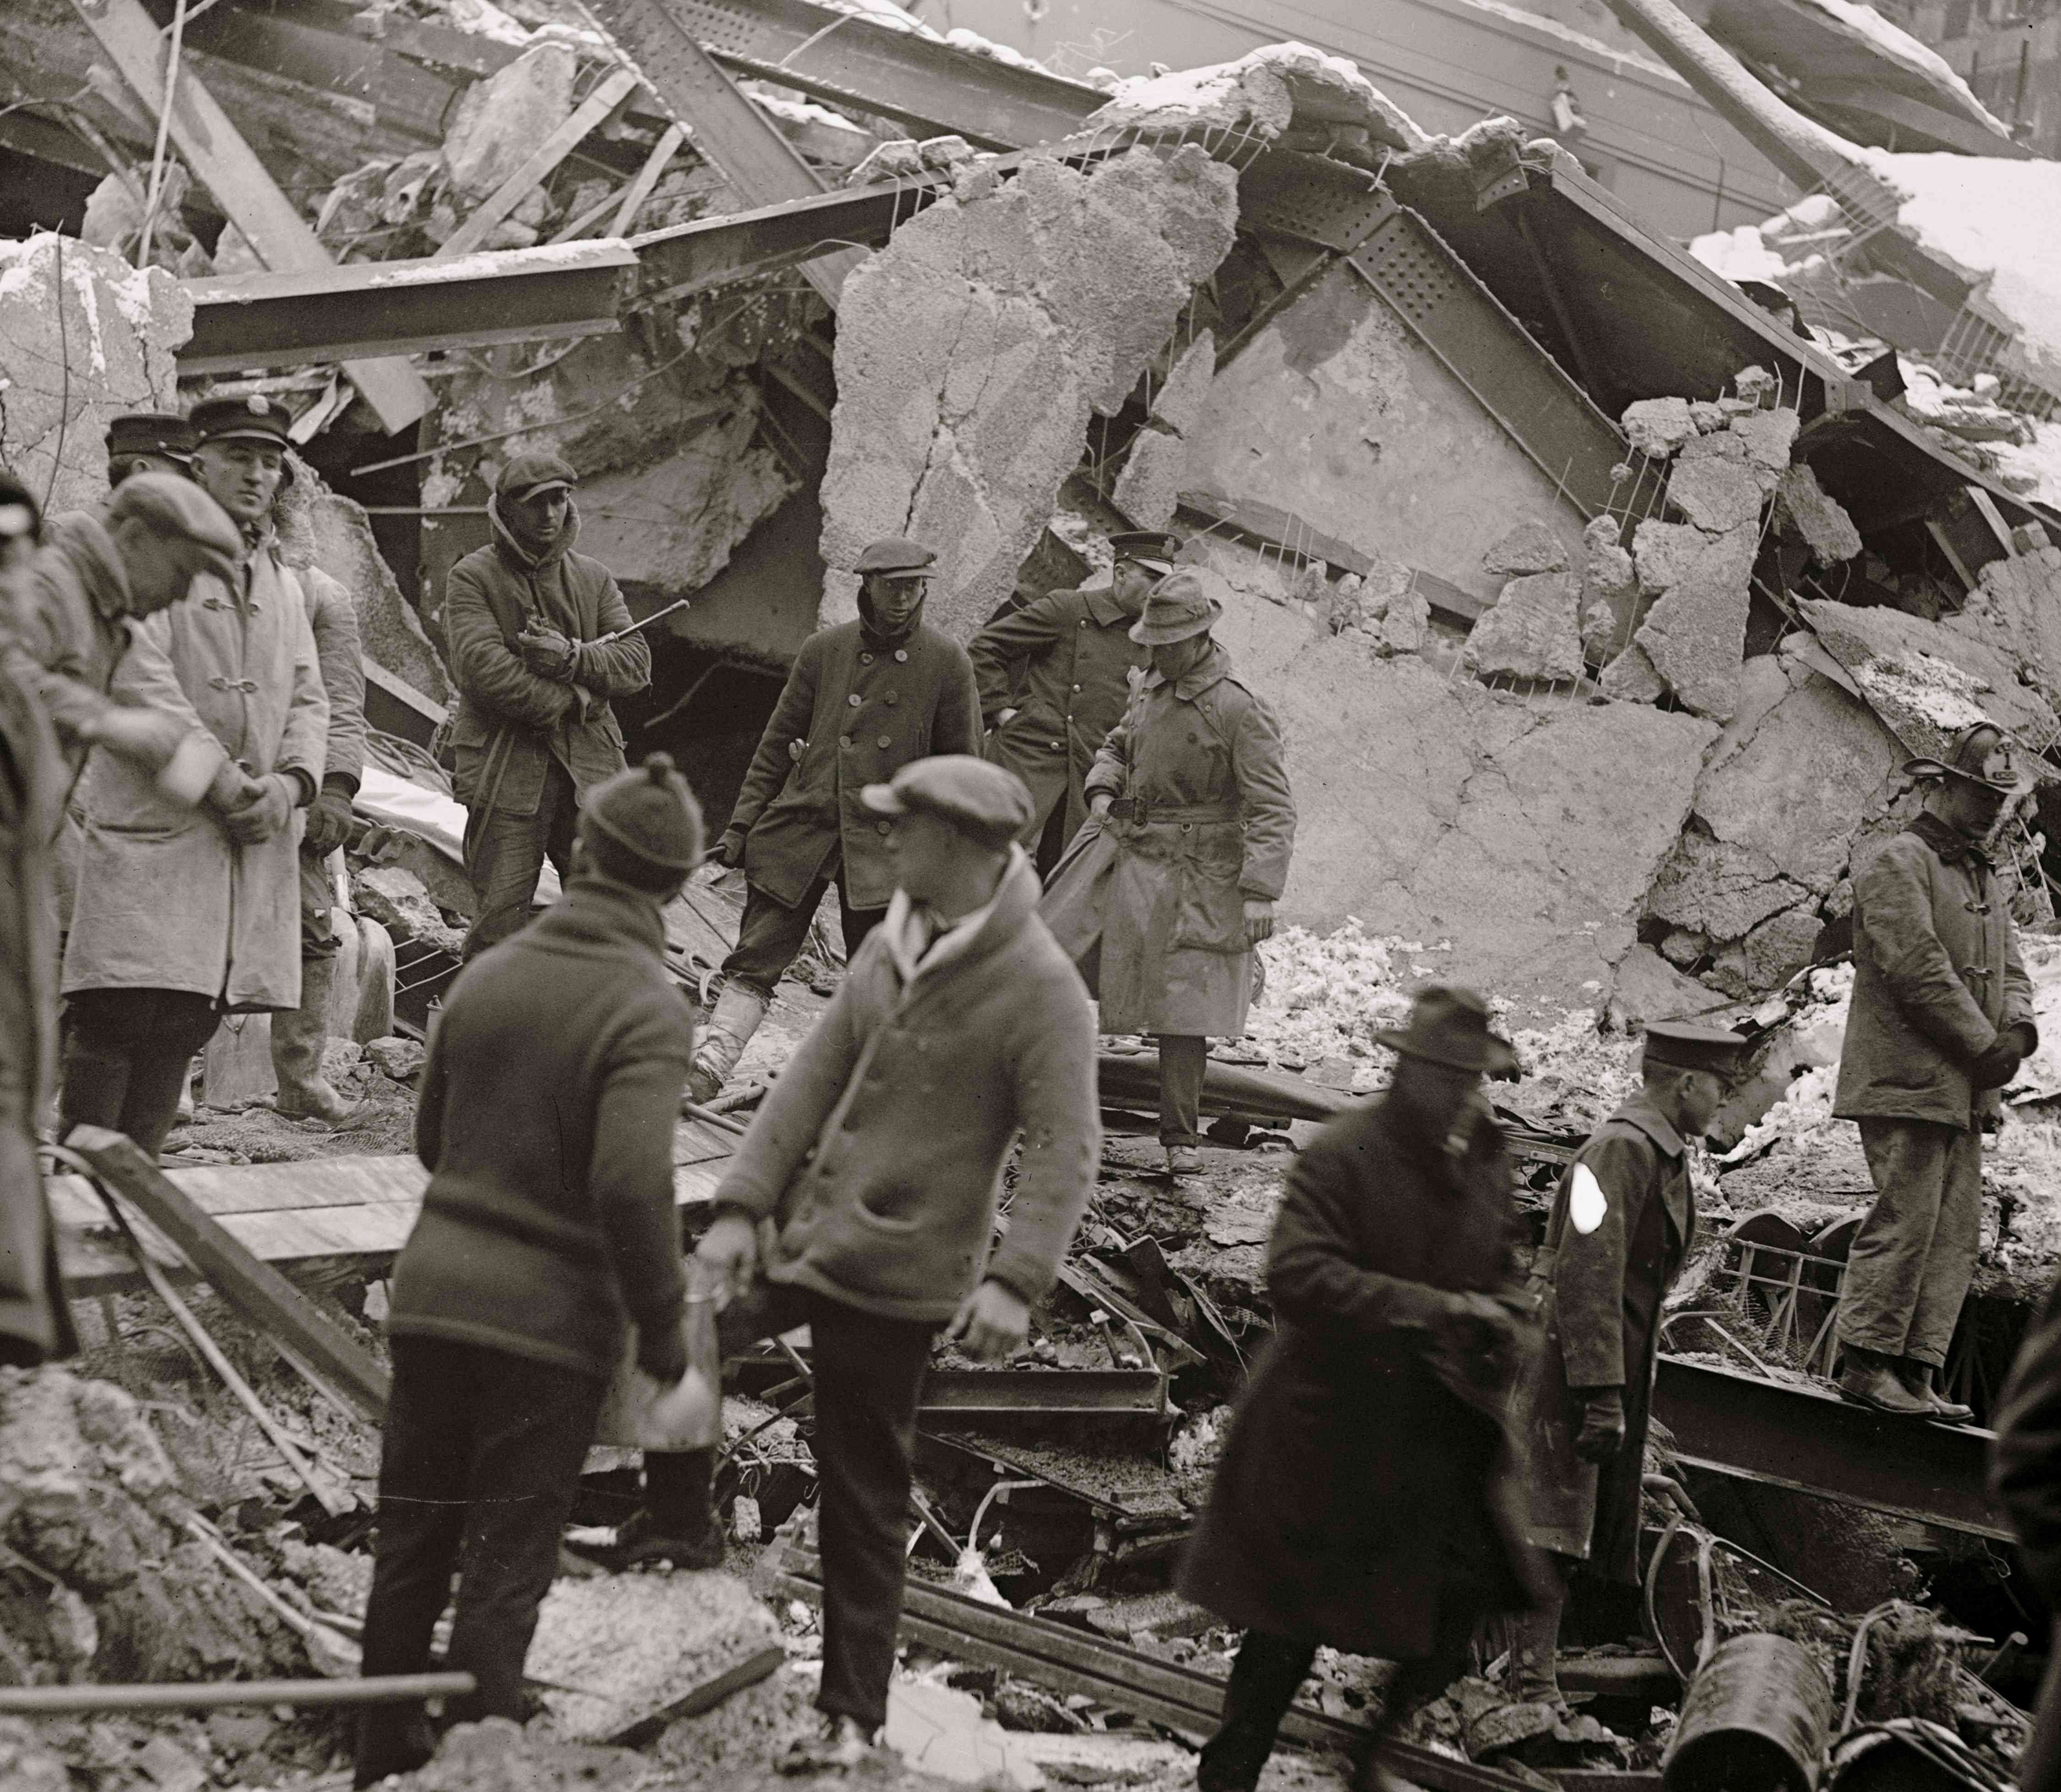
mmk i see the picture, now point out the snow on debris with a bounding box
[1791,0,2008,136]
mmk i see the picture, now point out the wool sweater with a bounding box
[714,850,1099,1322]
[388,876,694,1377]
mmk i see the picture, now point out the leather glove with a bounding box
[1428,1289,1516,1359]
[206,757,264,813]
[302,777,357,855]
[516,625,576,679]
[1572,1387,1627,1463]
[636,1309,688,1385]
[1971,1038,2027,1091]
[223,772,297,846]
[714,831,746,869]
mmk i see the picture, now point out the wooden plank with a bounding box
[65,0,431,433]
[610,120,685,236]
[436,65,640,262]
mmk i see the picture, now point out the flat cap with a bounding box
[189,392,291,449]
[1108,529,1182,573]
[1130,564,1227,646]
[1642,1019,1750,1075]
[582,751,704,872]
[853,536,938,577]
[104,472,242,575]
[497,451,578,502]
[107,413,195,463]
[861,754,1031,849]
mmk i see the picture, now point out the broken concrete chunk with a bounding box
[1729,405,1801,475]
[1147,329,1216,437]
[1084,42,1430,153]
[353,865,465,957]
[1112,426,1189,531]
[1633,519,1711,597]
[1645,829,1806,940]
[1774,463,1862,564]
[1482,520,1569,576]
[1580,518,1644,667]
[1690,400,1728,434]
[1709,906,1821,999]
[1678,428,1747,463]
[440,41,575,200]
[1376,585,1431,656]
[1668,455,1766,534]
[1601,640,1668,703]
[1608,942,1722,1027]
[1465,570,1583,682]
[1622,396,1697,459]
[364,1037,426,1082]
[1635,530,1757,720]
[1659,927,1709,967]
[847,138,927,186]
[1734,366,1777,404]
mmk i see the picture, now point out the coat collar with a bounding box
[873,849,1038,996]
[1141,639,1234,700]
[489,492,580,573]
[50,512,134,621]
[1080,584,1135,628]
[1611,1093,1693,1240]
[529,874,670,964]
[1908,808,1994,870]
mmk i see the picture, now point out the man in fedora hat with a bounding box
[1039,564,1296,1176]
[685,537,978,1104]
[967,530,1173,875]
[1832,722,2036,1417]
[1180,987,1548,1792]
[1508,1018,1748,1708]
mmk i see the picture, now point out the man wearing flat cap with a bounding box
[967,530,1171,875]
[60,393,329,1164]
[686,537,978,1103]
[1510,1017,1747,1707]
[661,754,1096,1770]
[1040,564,1296,1176]
[105,413,195,489]
[443,452,653,961]
[1182,987,1549,1792]
[1832,723,2036,1417]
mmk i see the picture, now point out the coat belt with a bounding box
[1107,798,1238,825]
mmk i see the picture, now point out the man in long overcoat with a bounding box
[1507,1020,1745,1705]
[1039,566,1294,1176]
[1833,724,2035,1415]
[685,538,979,1102]
[966,530,1172,874]
[1991,1273,2061,1792]
[1180,988,1546,1792]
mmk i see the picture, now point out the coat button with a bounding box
[1049,740,1061,750]
[1072,683,1082,692]
[840,734,853,748]
[884,692,899,706]
[860,653,873,665]
[878,734,892,748]
[848,694,861,707]
[895,649,908,661]
[876,820,891,835]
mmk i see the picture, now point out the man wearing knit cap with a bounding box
[1040,565,1297,1177]
[443,452,652,960]
[967,530,1172,875]
[685,536,978,1104]
[105,413,195,488]
[649,754,1097,1772]
[1508,1019,1747,1710]
[355,753,703,1791]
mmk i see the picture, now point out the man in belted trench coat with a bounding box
[1507,1020,1746,1706]
[1038,565,1295,1176]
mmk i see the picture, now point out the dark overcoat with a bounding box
[1178,1093,1538,1658]
[1510,1093,1692,1584]
[718,618,978,913]
[968,585,1146,847]
[1835,811,2034,1131]
[1991,1273,2061,1792]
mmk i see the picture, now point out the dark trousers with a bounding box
[354,1335,606,1783]
[58,986,221,1160]
[461,758,578,962]
[1839,1115,1984,1369]
[299,842,339,957]
[1157,1034,1206,1147]
[653,1280,936,1732]
[720,865,885,1002]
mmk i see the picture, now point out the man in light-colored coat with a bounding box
[60,393,328,1162]
[1833,724,2037,1416]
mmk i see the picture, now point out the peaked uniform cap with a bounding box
[1129,564,1227,646]
[108,413,196,462]
[1375,985,1521,1081]
[854,537,939,576]
[861,754,1032,849]
[581,752,704,872]
[1641,1019,1750,1075]
[1109,529,1183,573]
[188,392,291,448]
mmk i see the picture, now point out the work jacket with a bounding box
[1511,1093,1693,1584]
[64,541,327,1012]
[720,618,979,913]
[1040,641,1294,1037]
[712,850,1098,1322]
[443,501,647,820]
[1180,1091,1543,1656]
[300,564,366,797]
[969,584,1147,847]
[1992,1275,2061,1792]
[1836,811,2034,1130]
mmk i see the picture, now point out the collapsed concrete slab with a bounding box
[819,145,1239,637]
[1112,328,1218,530]
[1084,41,1431,153]
[1464,571,1583,682]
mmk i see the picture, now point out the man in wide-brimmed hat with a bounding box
[1508,1017,1748,1709]
[1038,564,1296,1176]
[1832,721,2037,1416]
[1180,986,1548,1792]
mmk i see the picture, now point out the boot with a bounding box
[1506,1581,1567,1707]
[1838,1345,1934,1416]
[685,984,769,1106]
[271,955,360,1124]
[1898,1358,1974,1423]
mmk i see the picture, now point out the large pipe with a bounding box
[0,1672,476,1716]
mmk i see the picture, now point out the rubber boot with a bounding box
[272,954,360,1124]
[685,984,769,1105]
[1837,1345,1933,1416]
[1506,1575,1568,1707]
[1898,1358,1974,1423]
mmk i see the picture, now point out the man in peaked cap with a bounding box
[443,451,653,962]
[1510,1018,1748,1709]
[1038,565,1297,1177]
[105,413,196,488]
[967,530,1175,875]
[668,753,1096,1771]
[356,753,703,1789]
[1832,722,2036,1417]
[685,537,979,1104]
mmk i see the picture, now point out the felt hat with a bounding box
[1641,1019,1750,1076]
[580,752,704,872]
[1109,529,1182,575]
[496,451,578,502]
[1902,722,2035,801]
[107,413,196,464]
[188,392,291,448]
[861,754,1032,850]
[104,472,243,579]
[1375,986,1521,1081]
[853,537,939,577]
[1129,565,1227,646]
